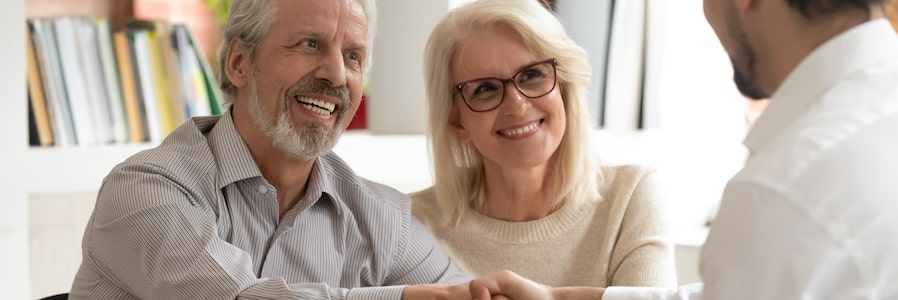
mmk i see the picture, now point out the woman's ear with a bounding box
[449,109,472,143]
[224,40,250,88]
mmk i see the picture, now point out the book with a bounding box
[95,18,130,144]
[53,17,98,145]
[75,17,115,145]
[25,17,223,146]
[30,19,77,146]
[170,25,195,118]
[172,24,212,118]
[155,21,188,129]
[130,28,162,141]
[25,22,54,146]
[113,30,146,143]
[28,90,41,146]
[179,24,222,115]
[145,29,176,137]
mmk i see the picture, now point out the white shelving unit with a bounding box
[2,1,35,299]
[20,145,155,193]
[1,1,153,298]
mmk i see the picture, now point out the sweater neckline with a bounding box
[458,198,596,244]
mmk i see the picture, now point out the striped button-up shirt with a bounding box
[70,110,469,300]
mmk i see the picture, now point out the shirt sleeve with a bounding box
[81,163,408,300]
[699,182,863,299]
[603,283,704,300]
[608,169,678,288]
[606,181,868,300]
[379,207,471,288]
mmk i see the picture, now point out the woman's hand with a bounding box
[470,270,605,300]
[469,270,553,300]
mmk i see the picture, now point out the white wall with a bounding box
[0,0,30,299]
[554,0,613,127]
[652,0,746,229]
[555,0,747,230]
[367,0,450,134]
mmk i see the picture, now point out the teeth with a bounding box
[296,96,336,115]
[501,122,539,137]
[304,104,332,116]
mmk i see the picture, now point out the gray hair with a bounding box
[218,0,378,106]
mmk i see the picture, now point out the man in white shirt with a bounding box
[469,0,898,299]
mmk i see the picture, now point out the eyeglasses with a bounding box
[454,58,558,112]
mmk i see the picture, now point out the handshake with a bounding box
[403,270,605,300]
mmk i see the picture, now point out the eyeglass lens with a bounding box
[458,60,556,112]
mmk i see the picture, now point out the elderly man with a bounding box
[69,0,472,299]
[472,0,898,299]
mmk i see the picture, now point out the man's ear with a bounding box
[224,40,250,88]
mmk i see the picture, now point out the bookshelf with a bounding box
[3,0,223,298]
[0,0,31,298]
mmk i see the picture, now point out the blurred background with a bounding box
[5,0,898,298]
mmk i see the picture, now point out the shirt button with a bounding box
[258,185,268,194]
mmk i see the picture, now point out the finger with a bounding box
[470,276,501,295]
[471,285,492,300]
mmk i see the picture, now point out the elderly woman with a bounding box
[411,0,677,289]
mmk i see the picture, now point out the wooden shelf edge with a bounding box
[26,0,133,29]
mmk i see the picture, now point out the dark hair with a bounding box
[786,0,888,18]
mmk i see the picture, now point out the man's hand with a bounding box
[401,282,470,300]
[469,270,605,300]
[469,270,553,300]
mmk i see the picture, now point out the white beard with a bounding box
[247,75,342,161]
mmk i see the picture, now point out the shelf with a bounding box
[26,0,133,29]
[22,143,156,194]
[26,0,115,17]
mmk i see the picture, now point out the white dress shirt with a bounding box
[605,19,898,299]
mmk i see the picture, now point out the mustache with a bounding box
[286,79,351,109]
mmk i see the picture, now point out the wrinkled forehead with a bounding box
[269,0,369,41]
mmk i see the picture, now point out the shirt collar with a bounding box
[208,108,264,189]
[206,108,345,216]
[297,154,344,216]
[744,19,898,152]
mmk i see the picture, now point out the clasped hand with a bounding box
[469,270,555,300]
[472,270,607,300]
[402,270,604,300]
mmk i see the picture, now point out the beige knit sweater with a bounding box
[410,164,677,288]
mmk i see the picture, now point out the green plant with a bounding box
[203,0,232,25]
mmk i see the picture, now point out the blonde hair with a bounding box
[423,0,601,225]
[219,0,378,106]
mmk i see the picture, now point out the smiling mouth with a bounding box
[296,96,337,116]
[497,119,544,137]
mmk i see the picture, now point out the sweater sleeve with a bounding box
[607,168,678,288]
